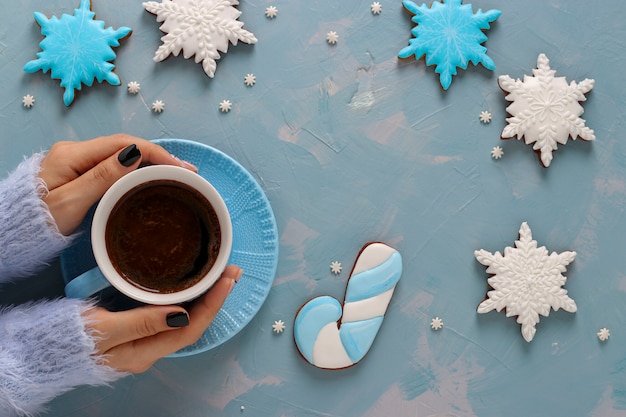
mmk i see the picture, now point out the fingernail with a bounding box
[166,311,189,328]
[183,160,198,172]
[170,153,197,171]
[118,144,141,167]
[233,268,243,283]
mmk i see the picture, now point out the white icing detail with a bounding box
[127,81,141,94]
[152,99,165,112]
[479,110,492,123]
[491,146,503,159]
[342,288,395,323]
[597,328,610,341]
[371,2,382,14]
[431,317,444,330]
[330,261,342,275]
[312,322,353,369]
[326,31,339,45]
[265,6,278,19]
[142,0,258,78]
[22,94,35,108]
[498,53,595,167]
[475,222,577,343]
[219,99,232,112]
[351,242,395,276]
[272,320,285,333]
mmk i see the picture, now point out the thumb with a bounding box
[87,305,189,355]
[79,143,143,204]
[46,144,142,235]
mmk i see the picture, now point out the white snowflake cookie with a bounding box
[143,0,258,78]
[474,222,577,342]
[498,53,595,167]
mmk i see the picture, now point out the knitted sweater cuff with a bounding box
[0,153,74,281]
[0,298,127,416]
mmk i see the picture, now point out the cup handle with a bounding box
[65,267,112,299]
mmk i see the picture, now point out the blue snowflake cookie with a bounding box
[23,0,132,106]
[398,0,501,90]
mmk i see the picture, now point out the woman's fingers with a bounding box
[43,145,143,235]
[100,266,242,373]
[86,305,189,355]
[40,134,196,191]
[42,137,197,235]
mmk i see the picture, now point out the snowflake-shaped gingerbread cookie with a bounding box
[23,0,132,106]
[143,0,257,78]
[498,54,595,167]
[398,0,501,90]
[474,222,577,342]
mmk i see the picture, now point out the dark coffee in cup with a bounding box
[105,179,221,294]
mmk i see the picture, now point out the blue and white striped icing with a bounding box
[294,243,402,369]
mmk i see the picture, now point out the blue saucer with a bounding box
[60,139,279,356]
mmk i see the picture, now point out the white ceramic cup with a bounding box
[65,165,232,305]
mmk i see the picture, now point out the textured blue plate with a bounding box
[60,139,279,357]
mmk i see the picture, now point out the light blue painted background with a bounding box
[1,0,626,416]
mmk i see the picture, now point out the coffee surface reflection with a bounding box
[105,180,221,293]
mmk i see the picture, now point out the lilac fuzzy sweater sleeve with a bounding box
[0,153,70,279]
[0,154,126,416]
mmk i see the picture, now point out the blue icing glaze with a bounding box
[345,251,402,303]
[339,316,384,363]
[23,0,132,106]
[398,0,501,90]
[293,296,342,364]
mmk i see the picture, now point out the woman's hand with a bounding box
[85,265,242,373]
[40,135,240,372]
[39,134,196,235]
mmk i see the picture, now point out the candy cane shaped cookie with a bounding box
[294,243,402,369]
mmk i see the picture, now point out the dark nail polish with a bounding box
[166,312,189,328]
[118,144,141,167]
